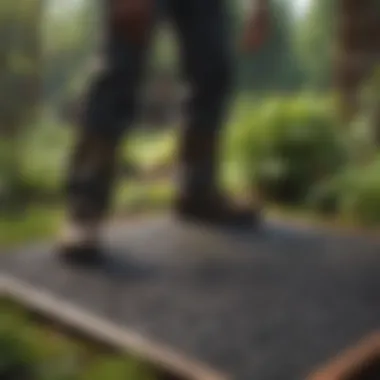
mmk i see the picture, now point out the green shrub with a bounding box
[309,67,380,225]
[337,158,380,225]
[306,174,343,216]
[308,156,380,225]
[231,95,347,205]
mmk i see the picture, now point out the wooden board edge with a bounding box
[307,332,380,380]
[0,273,228,380]
[267,213,380,240]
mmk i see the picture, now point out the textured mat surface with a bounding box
[1,216,380,380]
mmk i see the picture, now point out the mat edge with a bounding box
[0,273,228,380]
[307,331,380,380]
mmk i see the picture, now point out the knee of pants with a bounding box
[81,65,139,141]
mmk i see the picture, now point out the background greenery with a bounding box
[1,0,380,246]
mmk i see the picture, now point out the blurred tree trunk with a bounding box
[335,0,380,122]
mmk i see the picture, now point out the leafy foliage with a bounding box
[309,156,380,225]
[232,95,347,205]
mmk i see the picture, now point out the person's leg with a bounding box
[59,1,153,263]
[168,0,260,226]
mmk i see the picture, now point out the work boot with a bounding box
[174,128,261,227]
[176,191,260,227]
[57,132,118,265]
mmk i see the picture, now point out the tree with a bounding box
[297,0,337,90]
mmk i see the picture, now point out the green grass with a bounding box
[0,207,62,249]
[126,131,175,171]
[0,302,159,380]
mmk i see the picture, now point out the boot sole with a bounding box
[57,244,104,267]
[174,210,262,229]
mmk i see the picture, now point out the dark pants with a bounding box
[82,0,232,139]
[66,0,233,221]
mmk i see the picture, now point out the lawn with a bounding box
[0,302,159,380]
[0,207,62,249]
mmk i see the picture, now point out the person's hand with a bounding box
[109,0,154,45]
[240,5,271,53]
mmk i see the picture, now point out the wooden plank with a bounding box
[308,332,380,380]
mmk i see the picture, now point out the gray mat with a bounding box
[1,216,380,380]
